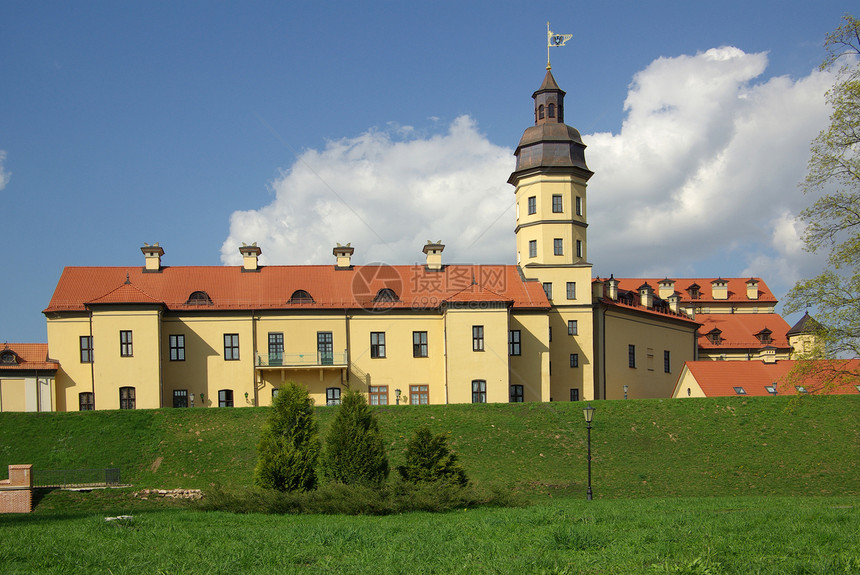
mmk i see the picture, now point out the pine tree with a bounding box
[322,389,389,486]
[254,382,320,492]
[397,426,468,486]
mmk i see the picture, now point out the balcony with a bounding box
[255,352,347,369]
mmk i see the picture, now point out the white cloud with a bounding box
[0,151,10,191]
[222,47,836,301]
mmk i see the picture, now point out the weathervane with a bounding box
[546,22,573,70]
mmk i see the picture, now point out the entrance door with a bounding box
[318,332,333,365]
[268,333,284,366]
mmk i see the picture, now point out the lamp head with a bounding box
[583,404,595,423]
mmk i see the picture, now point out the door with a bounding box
[318,332,333,365]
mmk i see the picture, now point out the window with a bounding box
[80,336,93,363]
[369,385,388,405]
[120,330,133,357]
[647,348,655,371]
[318,332,334,365]
[472,325,484,351]
[169,334,185,361]
[224,334,240,361]
[707,329,723,345]
[576,240,583,258]
[756,329,773,345]
[575,196,582,216]
[628,345,636,368]
[566,282,576,300]
[538,105,544,120]
[568,320,578,335]
[119,387,136,410]
[570,353,579,368]
[795,385,808,394]
[79,392,94,411]
[370,332,386,358]
[326,387,341,406]
[288,289,314,304]
[765,385,777,395]
[272,388,279,398]
[549,326,552,342]
[548,103,555,118]
[664,350,671,373]
[413,331,428,358]
[509,330,521,356]
[527,196,536,215]
[0,351,16,365]
[373,288,399,302]
[552,194,563,213]
[186,291,213,305]
[542,282,552,299]
[268,332,284,365]
[733,386,747,395]
[570,388,580,401]
[510,384,524,402]
[529,240,537,258]
[218,389,234,407]
[553,238,563,256]
[472,380,487,403]
[173,389,188,408]
[410,384,429,405]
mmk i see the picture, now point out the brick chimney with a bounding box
[141,243,164,272]
[239,243,262,272]
[333,243,354,269]
[423,241,445,271]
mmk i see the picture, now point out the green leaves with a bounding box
[397,426,468,486]
[321,389,389,486]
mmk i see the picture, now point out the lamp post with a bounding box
[583,404,595,500]
[623,385,628,400]
[395,388,401,405]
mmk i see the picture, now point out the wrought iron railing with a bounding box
[33,468,121,488]
[256,352,347,368]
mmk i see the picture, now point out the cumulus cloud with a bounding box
[222,46,836,300]
[0,151,10,191]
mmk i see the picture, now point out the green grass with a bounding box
[1,396,858,498]
[1,495,857,574]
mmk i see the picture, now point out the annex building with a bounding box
[33,68,815,411]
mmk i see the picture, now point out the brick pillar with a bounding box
[0,464,33,513]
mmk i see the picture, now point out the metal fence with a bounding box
[33,468,121,488]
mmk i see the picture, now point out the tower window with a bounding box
[576,196,583,216]
[553,238,563,256]
[566,282,576,300]
[529,240,537,258]
[576,240,583,258]
[538,105,544,120]
[548,103,555,118]
[527,196,536,215]
[552,195,563,213]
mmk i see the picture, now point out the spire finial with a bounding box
[125,272,131,285]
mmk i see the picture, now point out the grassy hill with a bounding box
[1,395,858,498]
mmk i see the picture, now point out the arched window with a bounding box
[0,351,17,365]
[186,291,213,305]
[548,103,555,118]
[288,289,314,304]
[373,288,398,302]
[538,104,545,120]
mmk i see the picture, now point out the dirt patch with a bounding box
[150,456,163,473]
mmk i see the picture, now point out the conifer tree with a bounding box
[322,389,389,486]
[397,426,468,486]
[254,382,320,492]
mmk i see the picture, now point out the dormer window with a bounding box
[288,290,314,304]
[687,283,701,300]
[373,288,399,303]
[706,328,722,345]
[186,291,213,305]
[548,103,555,118]
[0,351,17,365]
[755,328,773,345]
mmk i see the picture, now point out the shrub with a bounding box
[253,382,320,492]
[397,426,468,486]
[321,388,389,486]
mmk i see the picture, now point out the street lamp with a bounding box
[583,404,595,501]
[623,385,628,400]
[395,388,402,405]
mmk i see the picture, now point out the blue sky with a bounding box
[1,1,855,342]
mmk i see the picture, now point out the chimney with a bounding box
[667,292,681,314]
[333,243,354,269]
[606,274,619,301]
[239,242,262,272]
[638,283,654,308]
[423,240,445,271]
[760,346,777,364]
[746,278,759,300]
[141,243,164,272]
[592,278,605,300]
[657,278,675,299]
[711,278,729,300]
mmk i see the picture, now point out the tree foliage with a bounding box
[254,382,320,492]
[321,389,389,486]
[397,426,468,486]
[786,15,860,368]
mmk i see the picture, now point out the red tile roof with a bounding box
[610,277,777,304]
[44,264,550,313]
[0,343,58,371]
[680,359,860,397]
[697,313,791,350]
[598,297,699,325]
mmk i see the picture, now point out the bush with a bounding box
[253,382,320,492]
[397,426,468,486]
[321,388,389,486]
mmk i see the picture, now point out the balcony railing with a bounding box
[256,352,347,368]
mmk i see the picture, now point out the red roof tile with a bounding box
[610,277,777,304]
[680,359,860,397]
[697,313,791,350]
[0,343,58,371]
[598,297,699,325]
[45,264,550,313]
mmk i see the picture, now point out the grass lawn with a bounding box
[1,493,857,574]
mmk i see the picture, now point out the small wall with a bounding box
[0,464,33,513]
